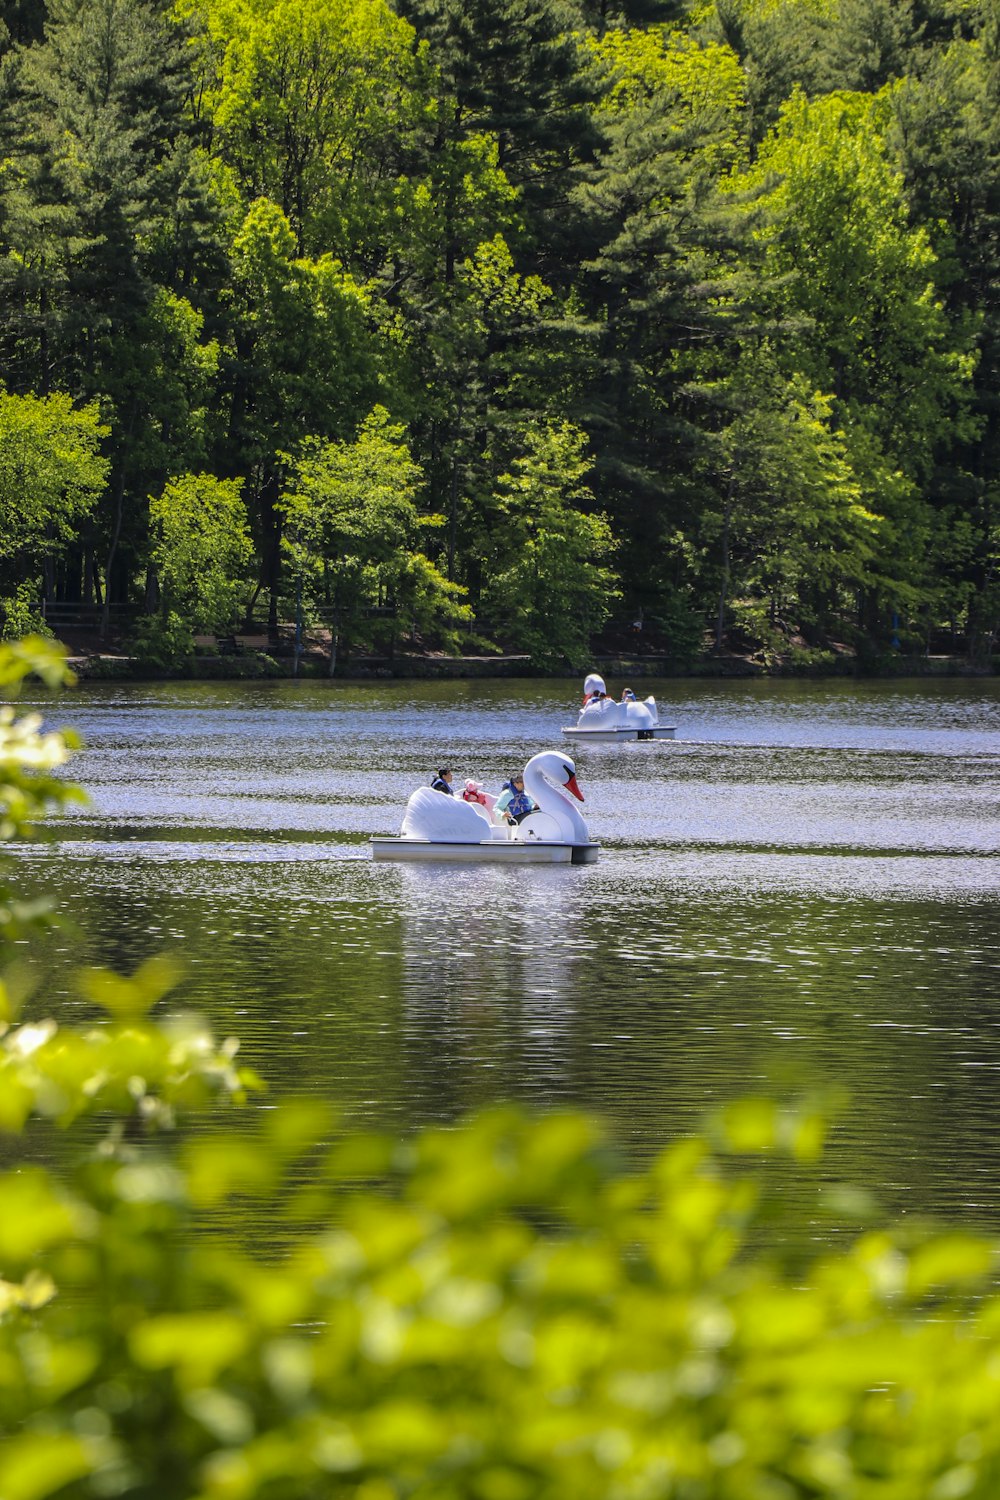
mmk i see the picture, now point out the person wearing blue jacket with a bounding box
[495,773,535,824]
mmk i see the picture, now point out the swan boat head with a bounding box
[513,750,591,845]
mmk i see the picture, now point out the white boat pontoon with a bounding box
[562,673,676,741]
[370,751,600,864]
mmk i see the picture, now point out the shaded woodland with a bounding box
[2,0,999,669]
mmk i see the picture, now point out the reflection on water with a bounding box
[9,674,1000,1233]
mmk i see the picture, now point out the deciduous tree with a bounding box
[481,419,618,665]
[0,390,108,636]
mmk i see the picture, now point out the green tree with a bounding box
[578,0,688,35]
[220,199,379,636]
[0,390,109,637]
[280,406,470,672]
[697,355,879,653]
[394,0,598,258]
[0,0,228,626]
[567,22,755,629]
[396,233,558,605]
[145,472,252,662]
[481,420,619,666]
[826,0,923,93]
[733,88,977,642]
[888,17,1000,659]
[183,0,419,263]
[706,0,836,141]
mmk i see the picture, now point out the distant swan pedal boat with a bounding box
[562,673,676,741]
[370,751,600,863]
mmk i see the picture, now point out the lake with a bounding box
[11,674,1000,1234]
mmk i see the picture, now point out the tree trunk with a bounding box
[245,577,264,630]
[101,469,126,641]
[447,457,460,581]
[328,608,339,677]
[715,473,736,652]
[446,388,467,583]
[260,470,282,648]
[144,565,159,615]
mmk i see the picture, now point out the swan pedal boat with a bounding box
[371,750,600,864]
[562,674,675,741]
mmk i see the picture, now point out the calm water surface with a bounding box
[12,675,1000,1232]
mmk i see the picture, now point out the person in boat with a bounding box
[462,779,487,805]
[494,773,535,825]
[582,673,607,706]
[430,767,454,794]
[621,687,636,702]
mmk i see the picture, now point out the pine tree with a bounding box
[395,0,600,278]
[0,0,225,622]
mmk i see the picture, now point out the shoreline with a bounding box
[63,649,996,683]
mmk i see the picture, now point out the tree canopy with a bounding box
[0,0,999,666]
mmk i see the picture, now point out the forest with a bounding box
[1,0,999,670]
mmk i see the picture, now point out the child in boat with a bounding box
[494,774,535,825]
[462,779,495,812]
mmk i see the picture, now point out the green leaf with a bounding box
[0,1170,89,1264]
[0,1433,99,1500]
[907,1236,995,1297]
[77,954,183,1019]
[129,1312,250,1383]
[717,1098,778,1153]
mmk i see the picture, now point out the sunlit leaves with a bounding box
[149,473,253,641]
[0,1269,56,1316]
[0,705,84,841]
[715,1092,830,1159]
[280,405,471,654]
[2,1059,1000,1496]
[0,388,109,636]
[0,1169,91,1267]
[0,637,76,694]
[77,954,184,1022]
[0,979,258,1133]
[130,1312,251,1384]
[481,420,619,667]
[0,1432,107,1500]
[183,0,418,257]
[0,640,84,977]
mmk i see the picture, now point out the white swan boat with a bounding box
[370,750,600,863]
[562,673,676,741]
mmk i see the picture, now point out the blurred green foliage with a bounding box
[5,636,1000,1499]
[3,1058,1000,1499]
[0,637,84,839]
[0,637,87,947]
